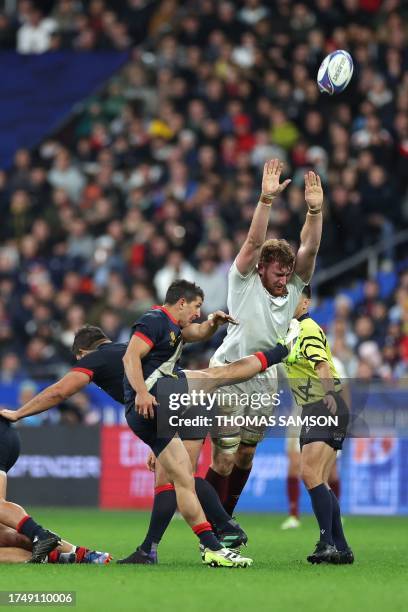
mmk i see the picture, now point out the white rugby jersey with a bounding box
[213,260,305,377]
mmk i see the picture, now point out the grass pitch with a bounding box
[2,509,407,612]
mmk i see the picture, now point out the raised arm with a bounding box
[182,311,238,343]
[294,171,323,283]
[123,335,157,419]
[0,371,90,422]
[236,159,291,276]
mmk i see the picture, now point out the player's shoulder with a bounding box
[229,259,257,284]
[300,316,325,338]
[73,349,101,372]
[288,272,305,293]
[98,342,127,356]
[134,307,167,327]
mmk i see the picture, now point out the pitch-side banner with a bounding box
[236,437,408,515]
[100,426,211,508]
[7,426,101,506]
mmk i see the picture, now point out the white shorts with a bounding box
[209,355,279,448]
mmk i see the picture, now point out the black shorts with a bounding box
[125,374,196,457]
[177,401,210,441]
[299,394,349,451]
[0,417,21,473]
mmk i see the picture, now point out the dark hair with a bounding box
[259,239,295,269]
[164,279,204,305]
[72,325,108,355]
[302,285,312,299]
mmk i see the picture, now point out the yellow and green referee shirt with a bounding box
[284,313,342,407]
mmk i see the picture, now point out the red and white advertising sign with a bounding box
[100,426,211,509]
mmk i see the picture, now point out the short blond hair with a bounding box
[259,239,295,269]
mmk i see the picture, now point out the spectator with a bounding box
[195,256,228,315]
[153,251,197,302]
[17,5,57,54]
[0,353,25,383]
[48,148,85,203]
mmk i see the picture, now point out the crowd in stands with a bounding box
[0,0,407,423]
[0,0,162,52]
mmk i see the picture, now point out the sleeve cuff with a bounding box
[71,367,94,380]
[134,331,154,348]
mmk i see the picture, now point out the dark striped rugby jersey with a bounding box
[123,305,184,405]
[72,342,127,404]
[284,313,341,406]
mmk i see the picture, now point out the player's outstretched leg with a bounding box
[156,438,253,568]
[185,319,300,397]
[0,523,112,565]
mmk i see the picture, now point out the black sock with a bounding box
[330,489,348,551]
[223,464,252,516]
[16,516,48,542]
[193,522,222,551]
[308,484,334,545]
[194,477,232,531]
[140,486,177,554]
[256,345,288,370]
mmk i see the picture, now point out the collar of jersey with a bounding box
[298,313,310,322]
[152,305,179,325]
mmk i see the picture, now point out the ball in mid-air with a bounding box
[317,50,354,95]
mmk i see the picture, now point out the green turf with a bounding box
[2,509,407,612]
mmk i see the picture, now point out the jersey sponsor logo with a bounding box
[169,331,178,347]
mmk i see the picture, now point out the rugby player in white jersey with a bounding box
[205,158,323,515]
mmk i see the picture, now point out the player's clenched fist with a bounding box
[135,390,157,419]
[261,158,291,200]
[304,171,323,213]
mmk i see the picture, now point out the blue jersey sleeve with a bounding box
[131,312,165,348]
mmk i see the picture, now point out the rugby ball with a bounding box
[317,50,354,95]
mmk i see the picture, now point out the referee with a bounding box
[285,285,353,565]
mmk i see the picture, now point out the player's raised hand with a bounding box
[135,390,158,419]
[261,159,291,198]
[0,408,19,422]
[209,311,239,328]
[304,171,323,213]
